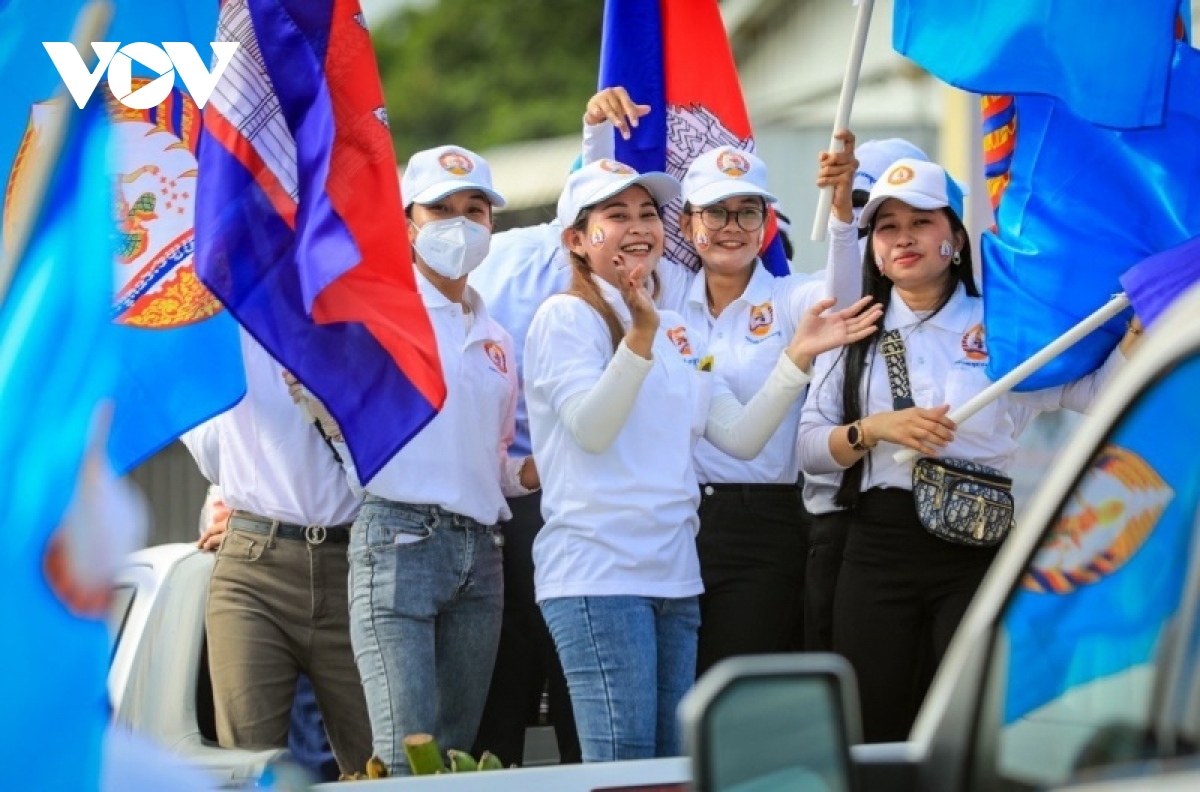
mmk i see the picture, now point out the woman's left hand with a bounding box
[786,296,883,372]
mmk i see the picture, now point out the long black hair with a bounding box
[832,207,980,508]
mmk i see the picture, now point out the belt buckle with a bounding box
[305,524,327,545]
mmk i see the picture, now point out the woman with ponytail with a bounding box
[798,156,1140,744]
[523,159,881,763]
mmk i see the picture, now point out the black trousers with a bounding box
[473,492,581,765]
[832,489,998,744]
[804,509,851,652]
[695,484,809,678]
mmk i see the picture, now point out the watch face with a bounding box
[848,423,861,448]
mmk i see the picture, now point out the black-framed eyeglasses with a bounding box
[691,205,766,232]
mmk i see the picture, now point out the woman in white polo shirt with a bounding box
[523,159,881,762]
[303,145,538,773]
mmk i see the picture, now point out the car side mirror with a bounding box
[680,654,862,792]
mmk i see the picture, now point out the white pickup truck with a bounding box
[112,282,1200,791]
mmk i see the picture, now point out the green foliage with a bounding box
[371,0,603,158]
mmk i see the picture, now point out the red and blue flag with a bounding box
[599,0,789,277]
[197,0,446,481]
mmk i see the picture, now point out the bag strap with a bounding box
[879,329,916,410]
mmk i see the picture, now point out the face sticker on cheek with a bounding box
[875,254,885,272]
[589,226,606,247]
[939,239,953,259]
[695,230,710,250]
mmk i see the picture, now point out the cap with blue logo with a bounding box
[681,145,777,207]
[857,158,968,229]
[401,145,506,209]
[556,159,680,229]
[853,138,930,194]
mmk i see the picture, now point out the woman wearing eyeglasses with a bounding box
[674,146,845,675]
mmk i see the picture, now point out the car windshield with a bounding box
[991,354,1200,787]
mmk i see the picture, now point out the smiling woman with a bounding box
[523,158,882,764]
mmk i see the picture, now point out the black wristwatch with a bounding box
[848,420,868,452]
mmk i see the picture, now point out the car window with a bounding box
[108,584,136,661]
[989,355,1200,788]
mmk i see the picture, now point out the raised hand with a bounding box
[585,86,651,141]
[612,253,659,358]
[786,296,883,372]
[816,129,858,224]
[862,404,957,457]
[282,370,344,442]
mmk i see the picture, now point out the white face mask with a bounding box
[412,216,492,279]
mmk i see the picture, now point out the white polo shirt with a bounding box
[525,280,712,601]
[798,283,1126,492]
[180,330,360,526]
[361,272,523,526]
[681,261,825,484]
[469,221,572,459]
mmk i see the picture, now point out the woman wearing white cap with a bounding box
[798,157,1139,743]
[523,158,881,762]
[670,145,840,674]
[296,144,534,771]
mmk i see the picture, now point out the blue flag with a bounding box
[0,100,116,792]
[1003,357,1200,723]
[1120,234,1200,328]
[982,42,1200,389]
[894,0,1181,128]
[600,0,790,277]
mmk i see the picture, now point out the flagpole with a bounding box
[892,292,1131,465]
[0,0,112,304]
[810,0,876,242]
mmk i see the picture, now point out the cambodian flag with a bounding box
[599,0,789,277]
[197,0,446,481]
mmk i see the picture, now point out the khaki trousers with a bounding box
[206,517,372,774]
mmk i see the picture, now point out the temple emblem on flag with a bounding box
[4,91,221,329]
[1023,445,1172,595]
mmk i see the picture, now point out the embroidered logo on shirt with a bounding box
[666,326,693,356]
[717,150,750,178]
[438,151,473,176]
[483,341,508,374]
[961,323,988,361]
[748,301,775,338]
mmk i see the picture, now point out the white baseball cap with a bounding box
[555,159,681,229]
[681,145,777,207]
[858,158,968,229]
[401,145,506,209]
[853,138,930,194]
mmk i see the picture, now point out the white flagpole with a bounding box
[810,0,876,242]
[892,292,1131,465]
[0,0,112,304]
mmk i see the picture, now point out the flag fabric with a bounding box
[894,0,1181,129]
[1002,359,1200,723]
[980,41,1200,389]
[599,0,790,277]
[0,99,116,792]
[197,0,445,482]
[1120,234,1200,329]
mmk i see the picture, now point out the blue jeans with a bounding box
[540,596,700,762]
[348,497,504,773]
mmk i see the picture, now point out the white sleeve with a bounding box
[496,333,536,496]
[179,421,222,485]
[825,215,863,310]
[1010,344,1128,414]
[330,440,365,499]
[525,296,652,455]
[654,257,697,312]
[703,352,812,459]
[798,350,853,475]
[582,117,616,165]
[557,341,653,454]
